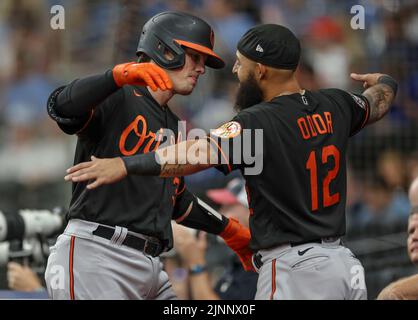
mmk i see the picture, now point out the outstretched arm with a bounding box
[49,63,172,121]
[350,73,397,125]
[153,139,215,177]
[64,138,217,188]
[65,116,254,186]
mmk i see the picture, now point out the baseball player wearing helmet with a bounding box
[45,11,253,300]
[65,24,398,299]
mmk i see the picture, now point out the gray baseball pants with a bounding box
[253,239,367,300]
[44,219,176,300]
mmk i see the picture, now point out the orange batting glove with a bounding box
[112,62,173,91]
[220,218,255,272]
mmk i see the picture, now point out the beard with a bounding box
[234,72,264,112]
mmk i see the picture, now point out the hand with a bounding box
[173,223,207,267]
[64,156,127,189]
[7,262,43,292]
[219,218,255,272]
[112,62,173,91]
[350,72,385,89]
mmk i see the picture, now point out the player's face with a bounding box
[165,48,207,95]
[407,213,418,265]
[233,52,263,111]
[232,51,254,83]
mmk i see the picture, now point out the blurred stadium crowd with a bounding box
[0,0,417,299]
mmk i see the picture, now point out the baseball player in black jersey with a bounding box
[66,24,398,299]
[45,12,253,300]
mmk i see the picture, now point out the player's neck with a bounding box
[148,88,174,108]
[262,78,302,102]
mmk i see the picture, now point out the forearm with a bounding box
[174,195,229,235]
[55,70,119,117]
[159,163,212,177]
[122,139,216,178]
[158,139,215,177]
[363,75,397,125]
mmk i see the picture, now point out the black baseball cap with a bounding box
[237,24,301,70]
[138,11,225,70]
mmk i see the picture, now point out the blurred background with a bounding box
[0,0,417,299]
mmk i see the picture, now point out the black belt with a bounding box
[253,253,263,269]
[253,238,341,269]
[289,238,322,247]
[92,225,164,257]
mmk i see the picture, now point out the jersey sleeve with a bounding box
[77,89,124,141]
[208,112,261,175]
[323,88,370,137]
[47,86,92,135]
[47,85,124,140]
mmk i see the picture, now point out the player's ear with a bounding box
[256,63,267,81]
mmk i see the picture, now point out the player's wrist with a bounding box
[219,217,240,239]
[188,264,207,275]
[117,157,128,177]
[121,152,162,176]
[377,74,398,96]
[105,69,119,91]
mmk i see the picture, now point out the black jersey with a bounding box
[210,89,370,250]
[48,84,185,249]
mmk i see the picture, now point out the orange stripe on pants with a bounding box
[69,236,75,300]
[270,259,277,300]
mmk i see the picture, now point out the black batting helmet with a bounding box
[137,11,225,70]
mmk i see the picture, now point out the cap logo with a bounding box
[256,44,264,53]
